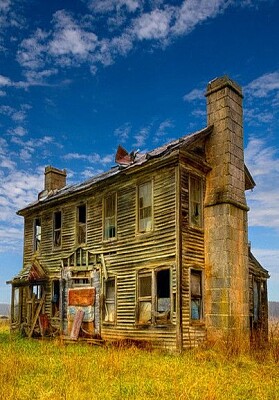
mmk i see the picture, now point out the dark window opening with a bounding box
[34,218,41,251]
[53,211,62,247]
[52,280,60,317]
[77,204,86,244]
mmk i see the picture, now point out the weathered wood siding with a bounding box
[180,161,206,349]
[22,161,178,349]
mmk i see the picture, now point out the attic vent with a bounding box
[115,145,135,166]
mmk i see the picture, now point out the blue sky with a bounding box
[0,0,279,303]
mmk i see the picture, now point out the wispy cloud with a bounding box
[114,122,131,143]
[245,72,279,98]
[183,88,204,102]
[133,125,150,148]
[63,151,114,165]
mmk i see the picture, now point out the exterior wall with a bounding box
[204,77,250,341]
[21,161,179,349]
[180,161,206,349]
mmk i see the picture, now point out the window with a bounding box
[51,280,60,317]
[104,194,116,240]
[138,181,153,233]
[53,211,62,247]
[31,284,43,300]
[137,268,171,325]
[104,277,116,323]
[34,218,41,251]
[189,176,203,228]
[253,279,260,322]
[190,270,203,321]
[77,204,86,244]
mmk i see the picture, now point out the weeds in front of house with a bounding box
[0,321,278,400]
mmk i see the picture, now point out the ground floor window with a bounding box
[190,270,203,321]
[103,277,116,323]
[137,268,171,325]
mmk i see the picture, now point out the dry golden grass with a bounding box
[0,321,278,400]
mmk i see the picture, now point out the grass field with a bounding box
[0,321,278,400]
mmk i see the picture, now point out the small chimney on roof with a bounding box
[44,166,67,192]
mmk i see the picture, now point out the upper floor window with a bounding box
[77,204,86,244]
[137,268,171,325]
[190,270,203,321]
[34,218,41,251]
[138,181,153,233]
[189,176,203,228]
[53,211,62,248]
[104,193,116,240]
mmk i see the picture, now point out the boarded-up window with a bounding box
[53,211,62,247]
[104,278,116,323]
[138,181,152,233]
[189,176,203,228]
[104,194,116,240]
[34,218,41,251]
[52,280,60,317]
[138,268,171,325]
[77,204,86,244]
[191,270,203,320]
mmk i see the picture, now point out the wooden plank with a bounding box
[28,292,46,338]
[70,309,84,340]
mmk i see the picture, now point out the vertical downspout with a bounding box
[59,262,64,335]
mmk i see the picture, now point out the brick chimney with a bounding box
[44,166,67,192]
[204,76,250,343]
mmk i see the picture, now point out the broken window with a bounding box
[137,268,171,325]
[190,270,203,321]
[53,211,62,247]
[77,204,86,244]
[138,181,153,233]
[189,176,203,228]
[104,277,116,323]
[51,280,60,317]
[31,284,43,300]
[34,218,41,251]
[104,194,116,240]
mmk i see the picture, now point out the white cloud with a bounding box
[8,126,27,137]
[0,74,12,86]
[183,88,204,102]
[133,8,172,40]
[133,126,150,148]
[63,151,114,165]
[87,0,142,13]
[114,122,131,143]
[0,89,6,96]
[245,72,279,98]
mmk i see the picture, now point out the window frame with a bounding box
[189,175,203,229]
[76,203,87,245]
[103,193,117,241]
[190,269,203,323]
[53,210,62,249]
[103,276,117,324]
[137,180,154,234]
[137,267,172,326]
[51,280,60,318]
[33,217,41,252]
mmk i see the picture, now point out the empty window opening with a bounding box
[51,280,60,317]
[138,273,152,324]
[77,204,86,244]
[189,176,203,228]
[53,211,62,247]
[138,181,152,233]
[34,218,41,251]
[104,194,116,240]
[104,278,116,323]
[156,269,171,323]
[191,270,203,321]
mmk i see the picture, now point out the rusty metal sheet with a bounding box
[68,287,95,306]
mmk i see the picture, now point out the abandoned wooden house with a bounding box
[8,76,269,350]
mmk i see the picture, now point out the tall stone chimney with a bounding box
[44,166,67,192]
[204,76,250,342]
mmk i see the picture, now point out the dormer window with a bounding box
[34,218,41,251]
[77,204,86,244]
